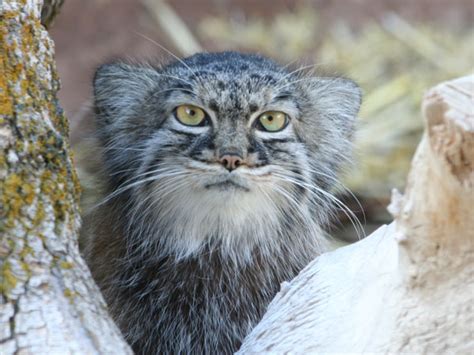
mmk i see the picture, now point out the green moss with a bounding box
[60,261,74,270]
[18,245,32,278]
[0,31,14,116]
[63,287,77,301]
[1,261,17,294]
[18,244,33,259]
[1,3,82,284]
[2,173,25,227]
[33,202,46,226]
[20,262,31,277]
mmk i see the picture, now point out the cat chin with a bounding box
[133,171,298,261]
[138,180,283,255]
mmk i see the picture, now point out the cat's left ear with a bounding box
[303,77,362,137]
[93,62,161,126]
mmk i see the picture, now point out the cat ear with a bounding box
[304,76,362,137]
[93,62,160,125]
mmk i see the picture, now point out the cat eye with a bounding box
[175,104,208,126]
[256,111,288,132]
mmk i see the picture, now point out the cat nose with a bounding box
[219,153,243,171]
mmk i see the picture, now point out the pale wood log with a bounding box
[238,75,474,354]
[0,1,131,354]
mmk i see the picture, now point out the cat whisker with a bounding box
[135,32,210,96]
[309,169,366,226]
[269,184,324,252]
[274,63,324,87]
[128,177,192,245]
[94,167,189,208]
[102,146,148,152]
[271,172,365,240]
[279,161,367,227]
[275,76,314,91]
[107,161,174,177]
[128,179,190,235]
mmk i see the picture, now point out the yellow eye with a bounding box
[257,111,288,132]
[175,105,207,126]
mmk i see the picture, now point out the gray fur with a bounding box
[84,51,361,354]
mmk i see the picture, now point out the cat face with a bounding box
[93,52,361,258]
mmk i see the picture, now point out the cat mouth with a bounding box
[204,179,249,191]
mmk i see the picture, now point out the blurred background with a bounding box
[51,0,474,241]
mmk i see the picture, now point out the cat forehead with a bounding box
[163,75,294,116]
[163,52,287,87]
[164,64,286,89]
[159,53,292,110]
[165,51,285,73]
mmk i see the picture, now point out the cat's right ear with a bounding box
[93,62,160,125]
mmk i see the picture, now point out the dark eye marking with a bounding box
[168,128,200,138]
[265,146,293,156]
[174,82,194,92]
[248,135,269,163]
[162,82,196,99]
[273,91,293,101]
[188,134,215,158]
[261,137,293,144]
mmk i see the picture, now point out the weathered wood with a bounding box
[238,75,474,353]
[0,1,131,354]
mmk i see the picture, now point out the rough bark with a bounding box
[0,1,131,354]
[238,75,474,353]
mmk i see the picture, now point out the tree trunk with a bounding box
[0,1,131,353]
[238,75,474,353]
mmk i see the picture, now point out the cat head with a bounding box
[93,51,361,259]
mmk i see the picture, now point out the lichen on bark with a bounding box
[0,1,131,353]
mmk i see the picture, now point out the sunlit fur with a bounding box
[84,51,361,354]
